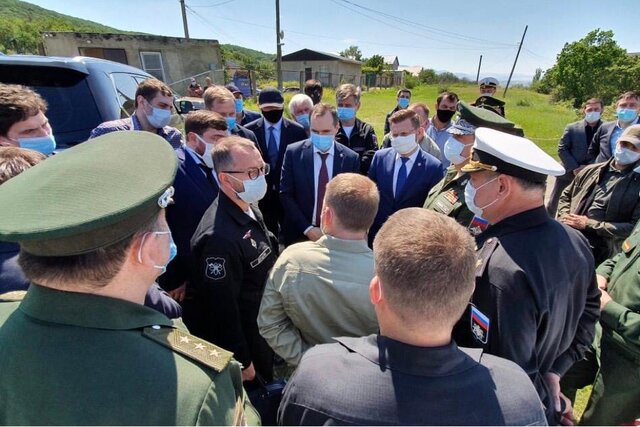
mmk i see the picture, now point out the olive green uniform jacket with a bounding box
[0,284,259,426]
[579,225,640,424]
[423,168,474,228]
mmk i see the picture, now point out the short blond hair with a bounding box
[311,103,339,127]
[203,85,235,110]
[389,109,420,130]
[324,173,379,232]
[373,209,476,328]
[0,147,46,185]
[336,83,361,104]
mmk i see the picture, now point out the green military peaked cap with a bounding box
[0,131,178,256]
[449,101,524,137]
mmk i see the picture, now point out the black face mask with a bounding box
[307,91,322,105]
[437,109,456,123]
[262,109,284,124]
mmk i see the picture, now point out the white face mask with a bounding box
[227,173,267,204]
[195,134,215,168]
[444,136,469,165]
[614,145,640,166]
[391,134,417,155]
[464,177,499,218]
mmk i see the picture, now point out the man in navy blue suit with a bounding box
[368,109,444,245]
[160,110,228,298]
[245,87,307,236]
[203,85,258,146]
[280,103,360,246]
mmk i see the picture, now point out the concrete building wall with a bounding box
[41,32,222,92]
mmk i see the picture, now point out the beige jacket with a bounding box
[257,235,378,366]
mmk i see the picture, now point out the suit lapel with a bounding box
[184,148,215,196]
[256,118,267,154]
[278,119,290,160]
[303,141,315,197]
[333,143,344,175]
[382,149,397,198]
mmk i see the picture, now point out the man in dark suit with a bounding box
[334,83,378,175]
[368,109,444,245]
[203,85,258,146]
[589,91,640,162]
[547,98,603,216]
[280,103,360,246]
[161,110,228,298]
[245,87,307,236]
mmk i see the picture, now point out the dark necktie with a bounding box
[316,152,329,226]
[267,126,278,168]
[198,162,216,188]
[395,157,409,199]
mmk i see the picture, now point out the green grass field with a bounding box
[246,83,590,159]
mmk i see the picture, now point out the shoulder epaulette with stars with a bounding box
[143,326,233,372]
[475,237,500,279]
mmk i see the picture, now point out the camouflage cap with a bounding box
[618,124,640,147]
[0,131,178,256]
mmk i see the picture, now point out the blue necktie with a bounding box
[395,157,409,199]
[267,126,278,168]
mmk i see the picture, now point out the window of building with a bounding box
[140,52,166,81]
[78,47,128,64]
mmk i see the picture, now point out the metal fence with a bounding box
[167,69,226,97]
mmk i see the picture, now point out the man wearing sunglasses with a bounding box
[190,136,279,387]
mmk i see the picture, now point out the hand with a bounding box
[305,227,323,242]
[168,283,187,303]
[596,274,608,290]
[241,362,256,382]
[561,214,588,230]
[573,166,585,176]
[558,393,575,426]
[600,289,612,310]
[543,372,562,413]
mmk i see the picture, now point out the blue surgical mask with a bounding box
[464,177,499,218]
[311,132,333,152]
[337,107,356,121]
[617,108,638,123]
[585,111,601,123]
[225,116,237,130]
[234,98,244,113]
[398,97,410,108]
[444,136,469,165]
[295,113,310,129]
[146,106,172,128]
[137,231,177,274]
[614,145,640,166]
[18,134,56,156]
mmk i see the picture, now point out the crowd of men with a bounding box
[0,74,638,426]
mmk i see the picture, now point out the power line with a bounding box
[189,0,234,7]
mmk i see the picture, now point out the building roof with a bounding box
[281,49,362,65]
[383,55,399,65]
[41,31,219,45]
[398,65,423,76]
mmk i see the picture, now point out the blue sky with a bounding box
[26,0,640,81]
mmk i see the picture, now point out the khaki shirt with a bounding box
[0,284,259,426]
[257,235,378,366]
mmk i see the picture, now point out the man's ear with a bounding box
[369,276,383,305]
[497,174,512,197]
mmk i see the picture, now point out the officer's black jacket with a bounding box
[189,193,278,369]
[453,206,600,423]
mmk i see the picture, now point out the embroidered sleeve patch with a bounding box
[205,257,226,280]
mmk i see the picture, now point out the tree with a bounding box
[363,54,384,74]
[540,29,636,107]
[339,45,363,61]
[418,68,437,84]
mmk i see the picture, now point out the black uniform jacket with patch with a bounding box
[190,192,278,367]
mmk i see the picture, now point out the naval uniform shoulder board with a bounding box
[143,326,233,372]
[475,237,500,278]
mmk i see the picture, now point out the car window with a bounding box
[111,73,140,118]
[0,65,102,148]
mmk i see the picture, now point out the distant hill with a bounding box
[222,44,274,62]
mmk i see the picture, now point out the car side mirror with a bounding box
[176,100,194,114]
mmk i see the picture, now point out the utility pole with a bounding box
[275,0,283,91]
[475,55,483,84]
[179,0,190,40]
[504,25,528,98]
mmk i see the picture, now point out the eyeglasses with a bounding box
[221,163,270,180]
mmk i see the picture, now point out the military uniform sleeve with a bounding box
[595,252,622,280]
[196,360,261,426]
[551,270,600,376]
[558,125,579,172]
[195,235,252,368]
[257,262,308,366]
[599,295,640,353]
